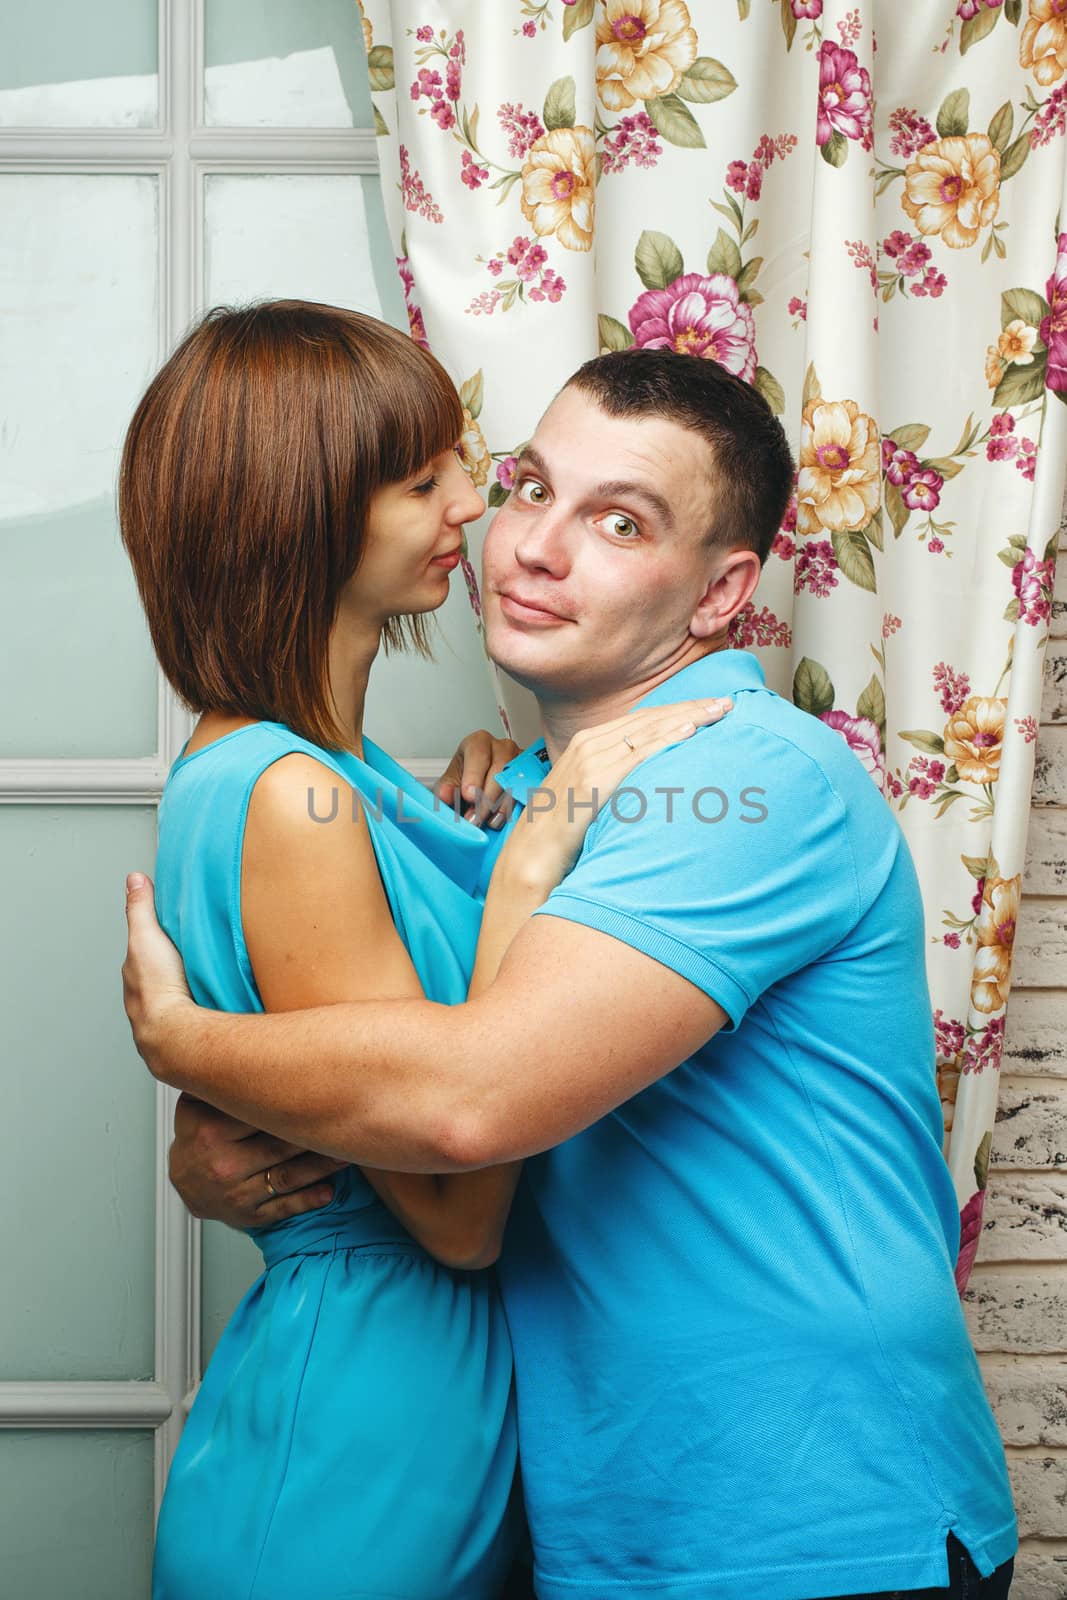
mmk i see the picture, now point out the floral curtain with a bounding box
[357,0,1066,1287]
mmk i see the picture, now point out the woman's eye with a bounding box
[517,480,548,504]
[412,475,439,496]
[607,514,639,539]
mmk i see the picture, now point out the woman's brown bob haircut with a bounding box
[120,299,464,750]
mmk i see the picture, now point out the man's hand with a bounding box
[170,1094,345,1229]
[123,873,193,1066]
[434,729,520,828]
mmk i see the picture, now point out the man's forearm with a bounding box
[145,996,492,1172]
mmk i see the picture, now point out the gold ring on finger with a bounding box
[264,1168,278,1198]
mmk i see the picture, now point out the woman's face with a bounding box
[341,446,485,627]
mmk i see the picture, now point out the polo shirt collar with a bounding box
[493,649,767,804]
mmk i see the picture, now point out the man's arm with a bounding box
[125,877,726,1172]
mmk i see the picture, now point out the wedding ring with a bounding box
[264,1168,278,1198]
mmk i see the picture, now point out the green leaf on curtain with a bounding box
[992,357,1048,408]
[973,1131,992,1191]
[802,362,822,410]
[676,58,738,104]
[934,789,965,818]
[706,228,742,279]
[936,88,970,139]
[366,45,395,92]
[1005,0,1023,19]
[997,545,1026,567]
[944,764,960,784]
[563,0,596,40]
[1001,286,1050,330]
[961,854,989,879]
[544,76,577,131]
[856,675,887,744]
[1045,531,1062,562]
[898,729,946,754]
[635,229,685,290]
[864,507,885,551]
[487,482,510,508]
[831,529,877,592]
[999,132,1031,180]
[1003,597,1022,622]
[987,101,1014,154]
[736,256,764,297]
[645,93,706,148]
[960,6,1001,54]
[923,456,965,479]
[889,422,931,452]
[780,0,797,49]
[741,217,760,244]
[792,657,835,717]
[598,314,634,352]
[737,0,751,17]
[753,366,786,415]
[884,480,910,539]
[459,371,485,418]
[820,131,848,167]
[374,104,389,138]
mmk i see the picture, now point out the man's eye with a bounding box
[517,480,548,504]
[607,514,639,539]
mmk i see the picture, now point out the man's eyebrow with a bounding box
[513,445,551,480]
[592,479,675,531]
[514,449,676,531]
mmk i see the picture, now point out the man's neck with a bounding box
[536,636,729,762]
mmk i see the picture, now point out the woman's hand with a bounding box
[123,873,194,1066]
[496,698,732,891]
[434,728,520,828]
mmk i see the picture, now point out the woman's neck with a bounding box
[326,614,382,758]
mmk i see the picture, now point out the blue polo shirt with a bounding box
[492,650,1015,1600]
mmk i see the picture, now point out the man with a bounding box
[124,350,1016,1600]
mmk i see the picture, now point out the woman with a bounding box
[120,301,724,1600]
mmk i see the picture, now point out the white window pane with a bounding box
[204,0,373,128]
[204,173,383,312]
[0,807,158,1381]
[0,175,160,759]
[0,0,157,127]
[0,1432,154,1598]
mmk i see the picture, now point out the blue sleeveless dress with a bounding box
[151,721,518,1600]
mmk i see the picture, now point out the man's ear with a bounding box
[689,547,762,640]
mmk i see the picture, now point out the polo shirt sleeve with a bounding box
[530,715,864,1030]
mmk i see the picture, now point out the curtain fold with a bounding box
[359,0,1065,1285]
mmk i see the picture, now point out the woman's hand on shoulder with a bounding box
[434,728,520,828]
[496,697,732,892]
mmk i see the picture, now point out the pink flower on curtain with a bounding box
[954,1189,985,1293]
[816,42,872,148]
[396,254,431,348]
[819,710,885,780]
[1012,547,1056,624]
[628,273,757,378]
[1040,230,1067,393]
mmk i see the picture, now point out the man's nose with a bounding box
[513,510,571,576]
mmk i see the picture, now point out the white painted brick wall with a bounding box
[964,535,1067,1598]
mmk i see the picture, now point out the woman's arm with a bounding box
[241,750,530,1268]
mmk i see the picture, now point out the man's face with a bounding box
[482,387,725,701]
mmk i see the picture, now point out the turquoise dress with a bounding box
[151,721,518,1600]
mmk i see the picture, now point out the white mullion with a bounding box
[152,0,198,1517]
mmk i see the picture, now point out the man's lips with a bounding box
[497,590,572,623]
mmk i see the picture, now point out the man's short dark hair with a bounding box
[566,349,794,564]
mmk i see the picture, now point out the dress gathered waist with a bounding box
[252,1199,426,1270]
